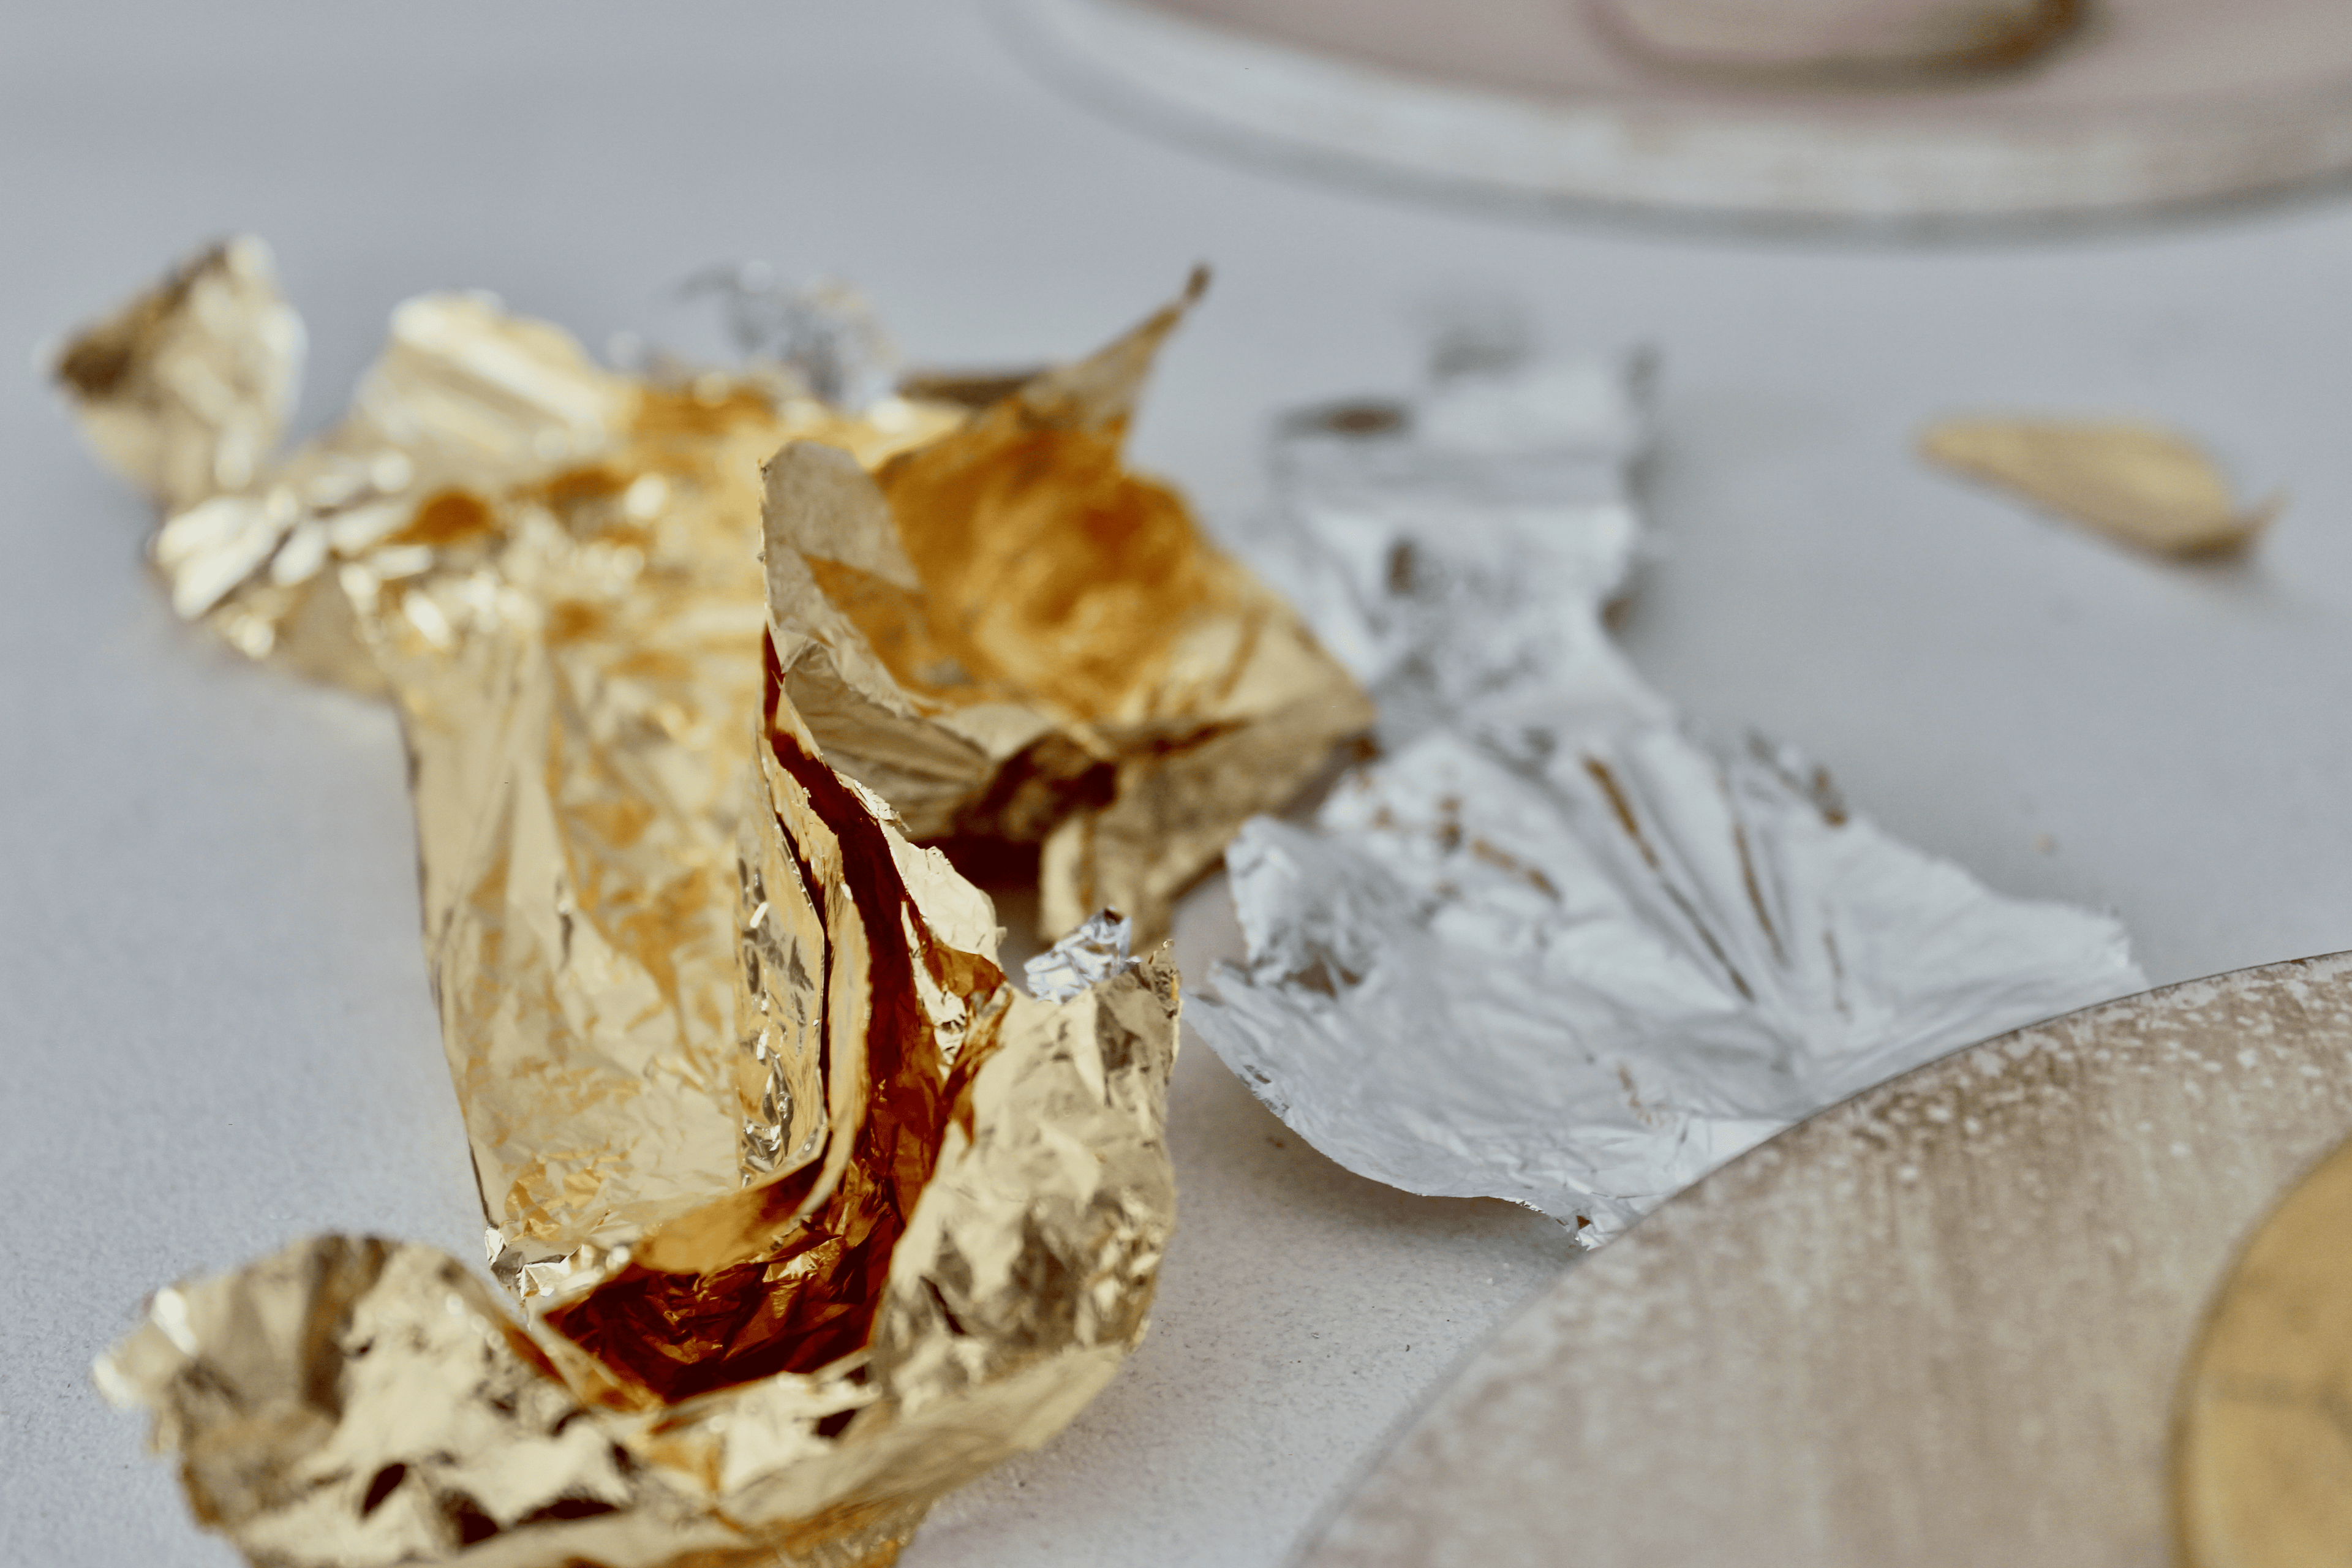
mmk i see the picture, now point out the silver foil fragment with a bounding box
[1192,349,2146,1242]
[1025,911,1139,1003]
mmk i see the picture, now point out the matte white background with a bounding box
[7,4,2352,1564]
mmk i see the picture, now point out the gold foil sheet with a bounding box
[95,884,1180,1567]
[61,239,1188,1566]
[761,266,1373,947]
[1194,346,2146,1241]
[49,238,1319,1287]
[1921,415,2277,558]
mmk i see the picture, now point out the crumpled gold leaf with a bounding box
[63,239,1186,1567]
[52,235,303,515]
[1920,415,2277,558]
[57,239,1368,952]
[97,829,1181,1567]
[49,238,1204,1289]
[763,267,1375,946]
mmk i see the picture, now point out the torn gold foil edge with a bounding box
[1921,415,2278,558]
[1194,348,2147,1242]
[61,238,1188,1566]
[50,235,304,516]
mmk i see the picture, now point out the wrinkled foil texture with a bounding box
[1193,351,2147,1242]
[62,238,1193,1566]
[760,266,1373,948]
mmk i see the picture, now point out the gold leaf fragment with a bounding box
[52,235,303,514]
[1921,417,2275,558]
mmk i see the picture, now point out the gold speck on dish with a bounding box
[2173,1131,2352,1568]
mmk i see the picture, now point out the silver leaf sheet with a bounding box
[1193,350,2146,1242]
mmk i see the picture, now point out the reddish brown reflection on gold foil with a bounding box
[548,652,1008,1405]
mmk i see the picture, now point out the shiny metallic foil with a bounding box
[50,236,304,516]
[762,266,1374,947]
[1920,415,2277,559]
[64,239,1186,1566]
[1193,348,2147,1242]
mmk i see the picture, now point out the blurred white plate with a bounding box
[1005,0,2352,226]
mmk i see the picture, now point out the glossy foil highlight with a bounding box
[63,239,1189,1567]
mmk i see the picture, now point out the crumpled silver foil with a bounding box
[1192,346,2146,1242]
[1023,910,1138,1002]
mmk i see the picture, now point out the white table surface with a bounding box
[8,4,2352,1564]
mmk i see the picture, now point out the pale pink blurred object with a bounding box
[1590,0,2081,78]
[1012,0,2352,224]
